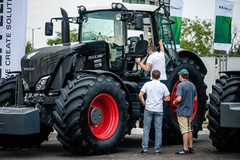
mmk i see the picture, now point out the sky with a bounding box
[27,0,240,48]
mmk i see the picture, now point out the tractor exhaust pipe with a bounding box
[60,8,70,45]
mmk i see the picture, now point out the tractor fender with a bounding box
[75,70,131,104]
[178,50,207,75]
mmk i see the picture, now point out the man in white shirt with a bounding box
[139,69,170,154]
[135,40,167,81]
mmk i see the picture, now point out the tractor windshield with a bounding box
[80,11,124,46]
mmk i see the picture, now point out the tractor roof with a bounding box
[82,2,158,13]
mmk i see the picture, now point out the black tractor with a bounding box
[0,1,207,155]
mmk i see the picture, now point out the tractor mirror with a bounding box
[134,14,143,30]
[45,22,53,36]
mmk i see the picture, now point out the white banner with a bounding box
[170,0,183,48]
[170,0,183,17]
[213,0,234,51]
[215,0,234,17]
[0,0,27,78]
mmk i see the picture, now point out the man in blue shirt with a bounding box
[173,69,197,155]
[139,69,170,154]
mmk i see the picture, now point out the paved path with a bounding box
[0,128,239,160]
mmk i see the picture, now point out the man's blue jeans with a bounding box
[142,109,163,152]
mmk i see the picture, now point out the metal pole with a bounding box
[32,29,34,48]
[27,27,41,49]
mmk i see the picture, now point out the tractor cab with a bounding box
[45,2,174,80]
[77,2,156,78]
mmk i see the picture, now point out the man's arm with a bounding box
[159,39,164,53]
[173,96,182,105]
[135,58,152,71]
[163,95,170,101]
[138,91,146,106]
[194,96,197,102]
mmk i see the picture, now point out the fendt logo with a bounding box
[219,5,232,11]
[170,6,182,10]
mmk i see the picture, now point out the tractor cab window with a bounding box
[126,14,151,73]
[81,11,125,73]
[81,11,123,46]
[127,15,152,51]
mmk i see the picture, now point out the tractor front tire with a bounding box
[0,76,16,106]
[53,74,129,155]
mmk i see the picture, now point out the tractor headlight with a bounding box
[35,76,50,91]
[112,3,125,10]
[78,5,86,13]
[112,3,117,9]
[22,78,30,91]
[117,3,123,9]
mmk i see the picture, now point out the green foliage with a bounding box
[232,42,240,55]
[25,41,33,54]
[47,29,78,46]
[229,26,240,55]
[180,17,213,56]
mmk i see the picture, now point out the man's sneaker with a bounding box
[155,151,161,155]
[189,147,194,154]
[175,149,188,155]
[140,150,148,154]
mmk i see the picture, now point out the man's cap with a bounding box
[178,69,189,75]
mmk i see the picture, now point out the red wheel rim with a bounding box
[170,80,198,120]
[88,93,119,140]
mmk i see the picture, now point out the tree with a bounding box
[47,29,78,46]
[180,17,213,56]
[229,25,240,55]
[25,41,33,53]
[233,41,240,55]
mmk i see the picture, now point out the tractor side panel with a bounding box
[123,81,142,119]
[81,41,110,71]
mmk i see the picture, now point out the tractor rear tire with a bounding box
[0,76,16,106]
[0,76,53,149]
[159,57,207,144]
[207,74,240,152]
[53,74,129,155]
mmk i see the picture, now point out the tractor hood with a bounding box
[21,46,70,87]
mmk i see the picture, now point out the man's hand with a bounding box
[173,100,177,105]
[158,39,163,46]
[135,57,141,64]
[173,96,182,105]
[135,58,151,71]
[164,95,170,102]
